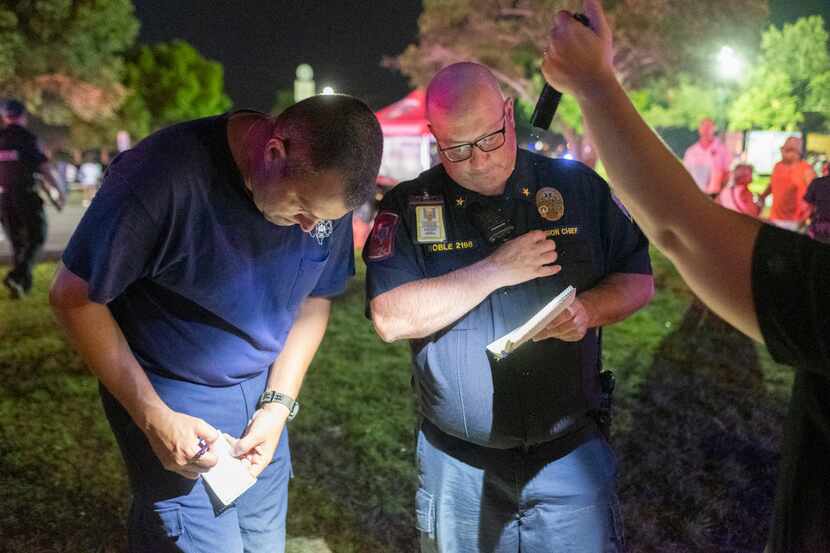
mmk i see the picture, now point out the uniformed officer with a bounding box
[0,99,64,298]
[364,63,654,553]
[50,95,383,553]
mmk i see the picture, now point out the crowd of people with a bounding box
[683,118,830,244]
[51,149,106,207]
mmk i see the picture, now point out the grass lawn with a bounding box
[0,250,792,552]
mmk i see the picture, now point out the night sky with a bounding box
[133,0,830,113]
[133,0,422,112]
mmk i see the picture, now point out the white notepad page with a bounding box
[486,285,576,359]
[202,434,257,506]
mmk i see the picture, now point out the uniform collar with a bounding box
[442,148,536,206]
[504,149,539,204]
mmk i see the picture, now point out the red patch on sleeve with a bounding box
[366,211,400,261]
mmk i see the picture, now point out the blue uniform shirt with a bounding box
[365,149,651,448]
[63,114,354,386]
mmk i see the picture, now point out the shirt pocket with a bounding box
[554,238,597,291]
[288,254,330,308]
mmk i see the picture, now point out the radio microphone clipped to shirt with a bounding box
[468,201,515,245]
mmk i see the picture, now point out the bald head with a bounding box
[426,62,504,121]
[782,136,802,151]
[781,136,803,162]
[424,62,517,196]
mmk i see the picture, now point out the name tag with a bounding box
[427,240,477,253]
[410,194,447,244]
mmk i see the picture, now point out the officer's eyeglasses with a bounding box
[438,115,507,163]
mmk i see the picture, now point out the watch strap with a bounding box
[258,390,299,421]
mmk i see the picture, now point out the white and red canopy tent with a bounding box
[375,89,436,183]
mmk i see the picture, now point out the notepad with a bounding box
[202,434,257,506]
[486,285,576,360]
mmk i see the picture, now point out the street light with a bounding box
[713,45,745,133]
[716,46,744,81]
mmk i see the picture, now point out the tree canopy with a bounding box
[122,40,232,132]
[393,0,768,106]
[392,0,768,163]
[70,39,233,151]
[0,0,139,124]
[729,15,830,131]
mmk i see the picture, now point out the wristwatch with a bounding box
[258,390,300,421]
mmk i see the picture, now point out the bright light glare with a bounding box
[563,153,574,160]
[534,140,544,151]
[321,86,335,95]
[716,46,744,80]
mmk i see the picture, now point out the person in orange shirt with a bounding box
[759,136,816,231]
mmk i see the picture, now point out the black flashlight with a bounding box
[530,13,592,130]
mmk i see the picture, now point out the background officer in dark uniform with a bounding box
[0,99,64,298]
[364,62,654,553]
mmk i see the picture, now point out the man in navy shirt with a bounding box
[542,1,830,550]
[364,63,653,552]
[50,95,382,553]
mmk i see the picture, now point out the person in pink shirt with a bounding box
[717,164,760,217]
[682,118,732,197]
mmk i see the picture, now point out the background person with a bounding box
[541,2,830,551]
[77,151,103,207]
[804,173,830,243]
[0,99,64,298]
[759,136,815,231]
[682,117,732,197]
[716,163,760,217]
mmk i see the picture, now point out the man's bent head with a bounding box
[252,94,383,230]
[426,62,517,196]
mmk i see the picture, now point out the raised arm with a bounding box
[541,0,763,341]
